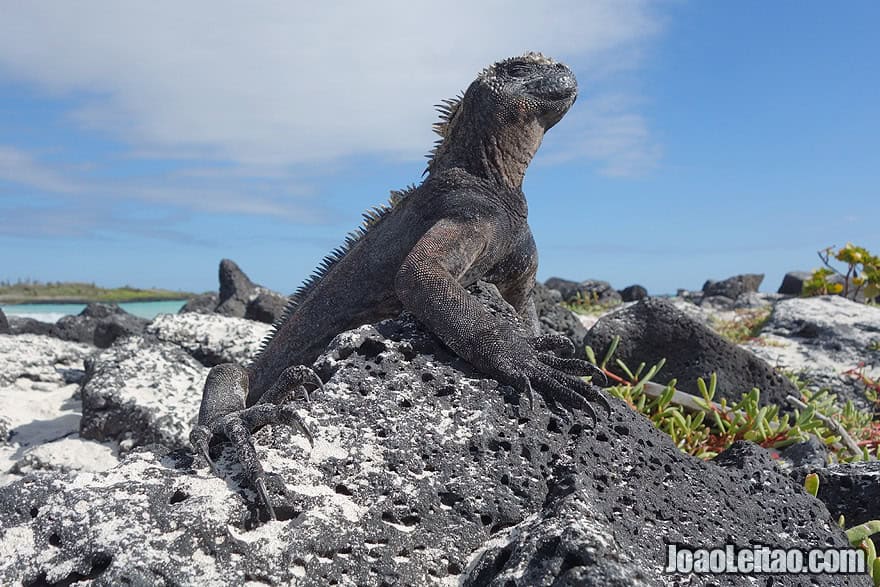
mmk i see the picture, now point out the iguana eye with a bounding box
[507,63,531,78]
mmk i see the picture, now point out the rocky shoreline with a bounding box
[0,261,878,585]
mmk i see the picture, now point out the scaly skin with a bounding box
[191,53,610,519]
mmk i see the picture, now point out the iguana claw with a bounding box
[190,363,321,519]
[255,478,277,521]
[502,335,611,425]
[189,425,218,474]
[513,373,537,410]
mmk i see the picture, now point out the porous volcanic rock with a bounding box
[742,295,880,409]
[584,298,799,406]
[146,312,270,368]
[79,336,207,450]
[779,435,829,469]
[9,436,118,477]
[793,461,880,528]
[0,308,8,334]
[0,291,867,586]
[531,282,587,355]
[0,334,93,387]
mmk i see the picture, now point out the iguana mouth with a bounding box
[543,87,577,102]
[527,73,577,103]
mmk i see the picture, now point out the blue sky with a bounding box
[0,1,877,296]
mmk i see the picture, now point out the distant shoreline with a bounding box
[0,282,200,306]
[0,296,192,306]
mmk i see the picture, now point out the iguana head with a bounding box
[427,52,577,187]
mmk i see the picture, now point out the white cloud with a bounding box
[0,146,81,193]
[0,1,661,172]
[0,143,324,220]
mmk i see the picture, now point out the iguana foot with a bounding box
[190,363,321,520]
[530,334,608,385]
[503,334,610,425]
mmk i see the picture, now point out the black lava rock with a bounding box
[178,292,218,315]
[6,316,55,336]
[780,435,829,469]
[778,271,812,295]
[531,282,587,356]
[544,277,623,306]
[52,303,148,346]
[215,258,257,317]
[619,284,648,302]
[0,287,865,586]
[793,461,880,528]
[583,297,799,406]
[702,273,764,299]
[245,291,288,324]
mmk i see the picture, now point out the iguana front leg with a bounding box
[394,219,610,421]
[190,364,320,519]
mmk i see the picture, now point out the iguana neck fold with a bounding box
[429,113,545,191]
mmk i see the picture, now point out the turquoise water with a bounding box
[1,299,187,323]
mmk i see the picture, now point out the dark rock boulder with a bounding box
[189,259,289,323]
[619,284,648,302]
[778,271,812,295]
[584,298,799,406]
[215,258,257,317]
[544,277,622,305]
[792,461,880,528]
[178,292,218,315]
[544,276,581,299]
[0,287,867,586]
[79,302,121,320]
[51,307,108,343]
[92,313,149,348]
[51,303,148,347]
[702,273,764,299]
[79,336,206,450]
[733,291,783,309]
[779,435,829,469]
[145,312,269,368]
[0,308,8,334]
[6,316,55,336]
[741,296,880,410]
[531,282,587,355]
[698,294,736,310]
[245,290,288,324]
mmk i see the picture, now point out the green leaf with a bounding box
[600,336,620,370]
[846,520,880,544]
[584,345,597,365]
[864,538,876,580]
[804,473,819,497]
[616,358,636,382]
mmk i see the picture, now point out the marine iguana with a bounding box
[190,52,610,518]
